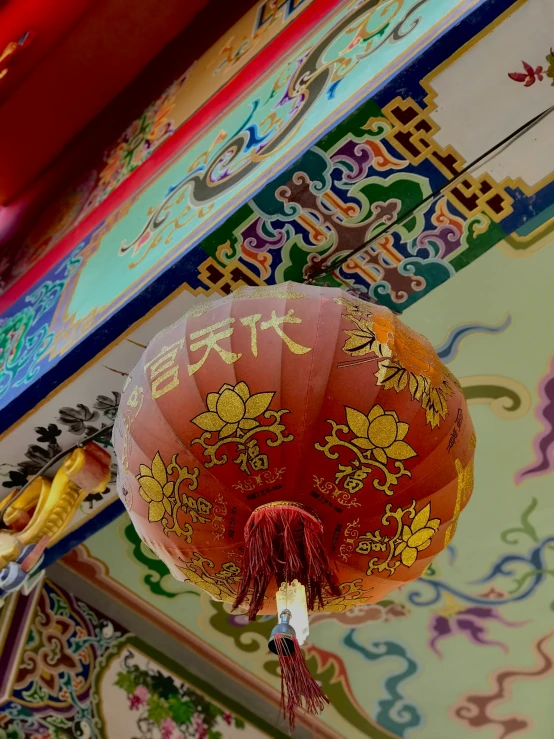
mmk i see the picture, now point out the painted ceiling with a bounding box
[1,0,553,432]
[1,0,554,736]
[0,578,280,738]
[0,0,214,203]
[63,227,554,739]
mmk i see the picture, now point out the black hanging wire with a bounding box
[1,103,552,529]
[304,102,554,298]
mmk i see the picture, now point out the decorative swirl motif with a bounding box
[407,536,554,608]
[428,600,527,657]
[0,279,67,400]
[460,375,531,419]
[10,580,122,715]
[343,630,422,737]
[500,498,539,546]
[339,518,361,561]
[309,599,409,627]
[453,633,554,738]
[232,467,286,494]
[435,316,511,363]
[312,475,361,509]
[123,522,192,599]
[515,356,554,484]
[120,0,431,258]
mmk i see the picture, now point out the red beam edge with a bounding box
[0,0,343,313]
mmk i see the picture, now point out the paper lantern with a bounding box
[113,282,475,724]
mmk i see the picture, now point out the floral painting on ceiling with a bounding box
[0,580,277,739]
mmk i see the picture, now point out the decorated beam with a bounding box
[0,578,293,738]
[0,0,553,584]
[6,0,554,429]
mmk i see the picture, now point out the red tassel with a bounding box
[233,502,340,619]
[273,632,329,729]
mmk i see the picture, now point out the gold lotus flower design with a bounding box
[342,314,391,358]
[178,554,241,602]
[137,452,202,538]
[375,358,452,429]
[138,452,174,522]
[336,297,454,427]
[394,503,440,567]
[191,382,274,438]
[345,405,416,464]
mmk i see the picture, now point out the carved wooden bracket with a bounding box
[0,442,110,595]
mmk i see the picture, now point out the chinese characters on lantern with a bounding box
[447,409,464,452]
[146,309,311,400]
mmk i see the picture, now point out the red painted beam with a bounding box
[0,0,343,312]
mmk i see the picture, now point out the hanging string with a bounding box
[303,103,554,301]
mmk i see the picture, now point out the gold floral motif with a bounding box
[315,404,416,496]
[178,552,241,602]
[346,405,416,463]
[335,297,454,427]
[136,452,205,542]
[191,382,293,475]
[232,467,286,493]
[444,457,474,546]
[312,578,374,613]
[339,519,361,562]
[312,475,361,508]
[334,296,391,359]
[375,358,452,429]
[356,501,440,576]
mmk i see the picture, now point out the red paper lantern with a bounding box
[114,282,475,724]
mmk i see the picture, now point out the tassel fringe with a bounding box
[233,502,340,619]
[273,632,329,729]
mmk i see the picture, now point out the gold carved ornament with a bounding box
[0,442,111,572]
